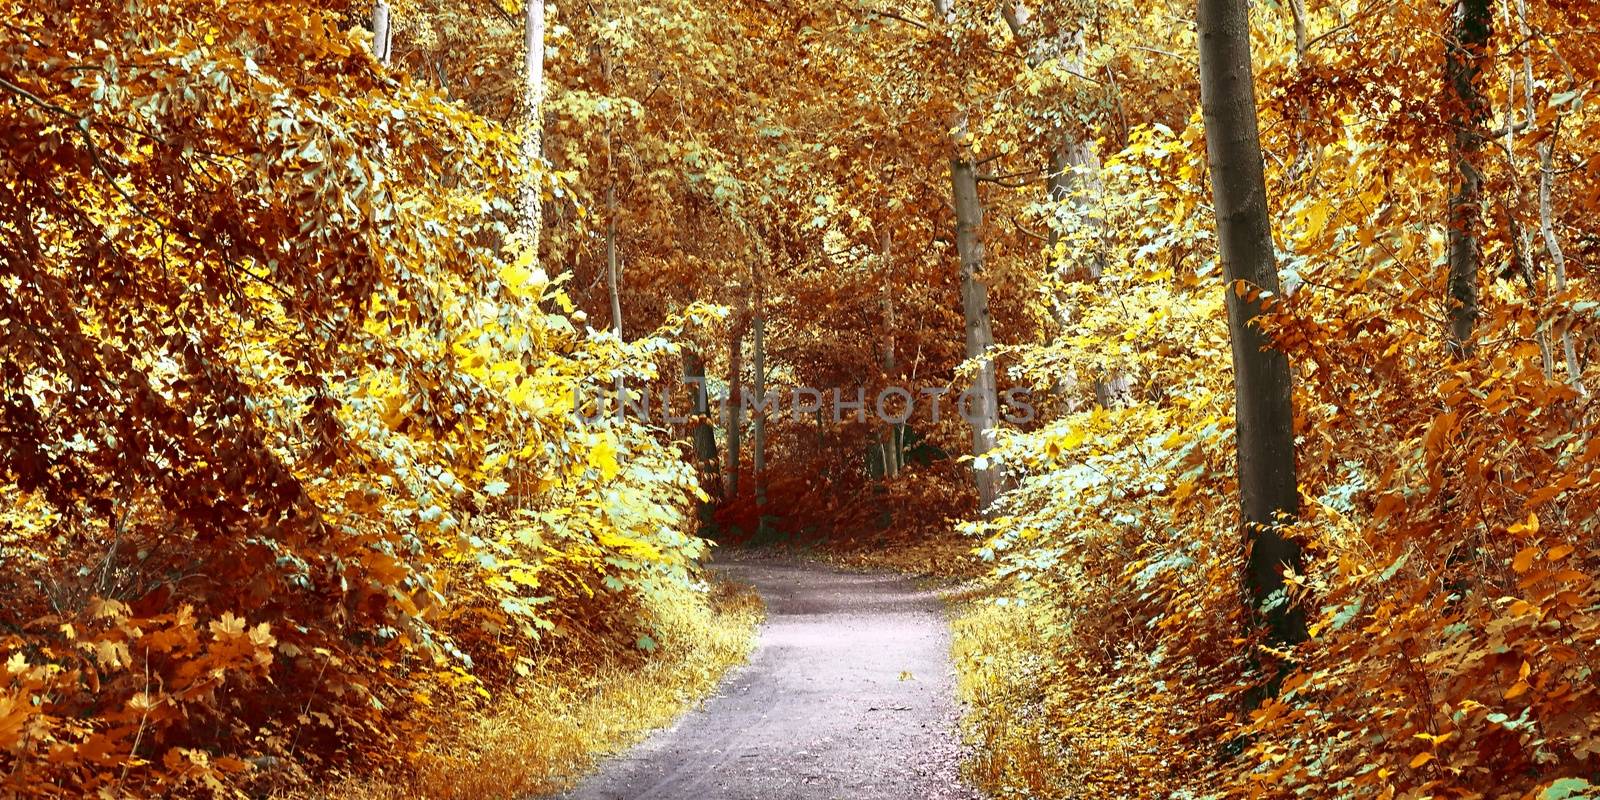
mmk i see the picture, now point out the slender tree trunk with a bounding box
[601,24,623,343]
[605,184,623,338]
[684,348,721,526]
[371,1,393,65]
[519,0,547,257]
[1198,0,1306,644]
[1509,0,1580,392]
[1287,0,1307,58]
[1495,3,1555,381]
[880,231,901,480]
[1538,133,1583,393]
[751,294,770,537]
[940,0,999,512]
[1444,0,1492,355]
[951,154,1001,513]
[724,314,745,499]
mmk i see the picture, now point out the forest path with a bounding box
[553,554,980,800]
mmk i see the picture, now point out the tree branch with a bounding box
[1010,214,1049,243]
[864,8,930,31]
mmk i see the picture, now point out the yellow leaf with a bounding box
[1546,544,1574,561]
[1508,512,1540,537]
[1504,681,1530,700]
[248,622,276,649]
[1409,752,1434,769]
[1304,198,1332,243]
[210,612,246,638]
[499,250,548,299]
[588,437,620,481]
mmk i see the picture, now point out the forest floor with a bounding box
[552,554,980,800]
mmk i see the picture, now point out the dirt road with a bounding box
[555,556,980,800]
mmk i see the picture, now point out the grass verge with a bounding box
[323,576,762,800]
[949,596,1077,798]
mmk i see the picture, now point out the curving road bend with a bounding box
[554,556,980,800]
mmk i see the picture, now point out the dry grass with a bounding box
[950,599,1079,799]
[321,578,762,800]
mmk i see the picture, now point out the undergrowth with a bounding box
[821,533,985,580]
[314,577,762,800]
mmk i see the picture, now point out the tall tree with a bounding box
[1197,0,1306,644]
[951,151,1001,513]
[1444,0,1492,354]
[520,0,547,257]
[600,10,624,340]
[940,0,1001,514]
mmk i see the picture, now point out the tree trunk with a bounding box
[684,348,721,526]
[601,26,623,343]
[880,231,902,480]
[519,0,547,258]
[951,155,1000,513]
[940,0,999,512]
[371,1,393,65]
[751,306,770,537]
[1510,0,1581,393]
[1198,0,1306,644]
[724,314,745,499]
[605,183,623,338]
[1444,0,1492,355]
[1048,138,1106,281]
[1001,9,1115,406]
[1287,0,1307,58]
[1538,135,1584,393]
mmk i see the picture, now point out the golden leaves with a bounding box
[587,435,621,481]
[499,247,550,300]
[1513,546,1541,573]
[1509,512,1540,537]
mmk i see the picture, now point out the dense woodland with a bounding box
[3,0,1600,797]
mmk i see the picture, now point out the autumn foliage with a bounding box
[6,0,1600,798]
[953,1,1600,797]
[1,2,716,795]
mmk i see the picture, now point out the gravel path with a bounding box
[554,556,980,800]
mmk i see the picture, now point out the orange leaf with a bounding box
[1508,512,1540,537]
[1513,547,1540,573]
